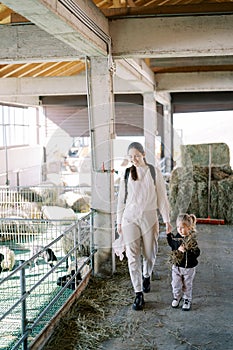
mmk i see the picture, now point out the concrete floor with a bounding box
[99,224,233,350]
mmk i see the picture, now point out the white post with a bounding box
[143,92,157,166]
[88,56,115,276]
[163,103,172,173]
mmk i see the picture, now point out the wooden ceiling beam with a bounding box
[30,62,65,78]
[64,63,85,76]
[101,3,233,18]
[0,3,28,23]
[0,61,85,78]
[0,63,28,77]
[43,62,79,77]
[40,62,76,77]
[0,4,12,21]
[152,65,233,73]
[46,62,85,77]
[9,13,29,23]
[18,63,51,77]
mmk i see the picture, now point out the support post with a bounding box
[143,92,157,166]
[163,103,172,173]
[87,56,115,276]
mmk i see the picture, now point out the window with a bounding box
[0,105,30,147]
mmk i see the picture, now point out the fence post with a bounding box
[90,210,95,274]
[20,260,28,350]
[74,224,78,287]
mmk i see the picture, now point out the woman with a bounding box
[117,142,171,310]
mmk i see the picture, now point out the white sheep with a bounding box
[61,229,90,269]
[0,246,15,272]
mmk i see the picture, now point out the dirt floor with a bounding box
[43,224,233,350]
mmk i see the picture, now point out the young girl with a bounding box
[117,142,171,310]
[167,213,200,311]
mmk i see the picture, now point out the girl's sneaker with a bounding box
[172,297,181,308]
[182,299,191,311]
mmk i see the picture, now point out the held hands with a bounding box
[166,222,172,234]
[178,245,185,253]
[117,224,122,234]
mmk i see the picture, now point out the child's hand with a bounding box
[178,245,185,253]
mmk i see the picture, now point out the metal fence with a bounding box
[0,205,95,349]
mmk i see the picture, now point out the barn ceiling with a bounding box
[0,1,232,86]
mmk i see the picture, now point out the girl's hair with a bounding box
[189,214,197,231]
[176,213,197,231]
[127,142,147,181]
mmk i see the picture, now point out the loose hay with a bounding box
[43,259,133,350]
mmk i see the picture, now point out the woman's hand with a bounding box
[117,224,122,234]
[178,245,185,253]
[165,222,172,234]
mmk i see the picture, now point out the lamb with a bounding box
[61,231,90,269]
[0,246,15,272]
[30,246,57,268]
[0,253,4,274]
[57,256,90,290]
[57,269,82,290]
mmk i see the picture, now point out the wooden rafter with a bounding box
[98,2,233,17]
[0,3,28,23]
[0,61,86,78]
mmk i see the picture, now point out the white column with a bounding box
[163,103,172,173]
[88,56,115,276]
[143,92,157,166]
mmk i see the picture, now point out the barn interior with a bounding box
[0,1,232,349]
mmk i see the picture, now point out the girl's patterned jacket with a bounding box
[167,232,200,268]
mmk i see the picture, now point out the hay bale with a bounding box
[218,176,233,224]
[187,181,198,215]
[197,181,208,218]
[193,166,208,183]
[181,143,230,167]
[212,166,232,181]
[170,143,233,223]
[210,181,219,219]
[169,167,194,223]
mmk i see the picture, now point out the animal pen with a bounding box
[0,186,95,350]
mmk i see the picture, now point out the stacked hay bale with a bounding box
[169,143,233,224]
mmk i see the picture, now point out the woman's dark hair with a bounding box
[127,142,145,155]
[127,142,147,181]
